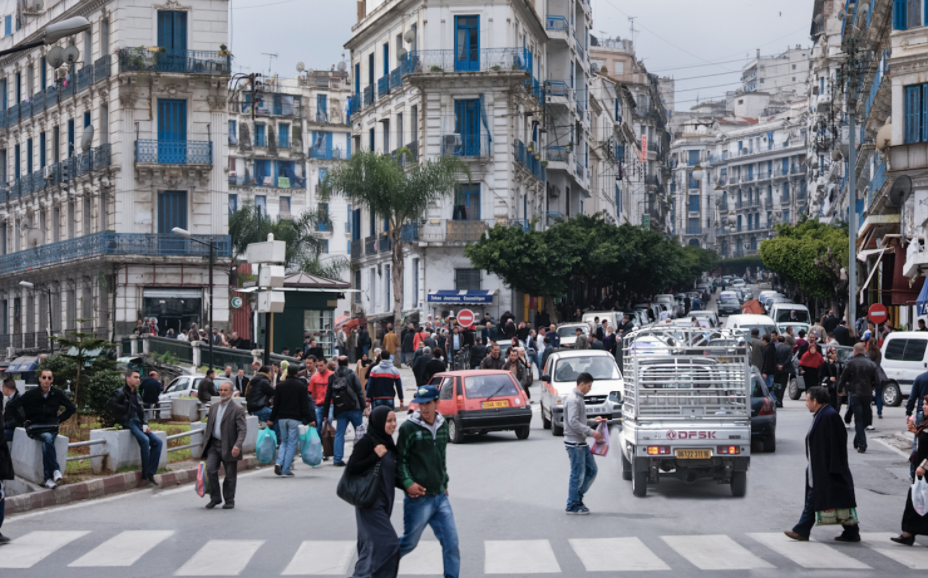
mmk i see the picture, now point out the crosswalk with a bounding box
[1,530,926,574]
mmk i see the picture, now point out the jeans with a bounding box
[566,444,598,510]
[764,375,777,403]
[848,394,869,451]
[3,429,13,444]
[399,493,460,578]
[37,431,60,482]
[793,484,859,538]
[536,351,544,374]
[370,399,395,411]
[252,407,280,441]
[275,418,301,475]
[913,410,925,479]
[404,352,414,366]
[126,418,163,478]
[315,406,335,437]
[334,409,363,464]
[875,382,884,416]
[362,345,370,357]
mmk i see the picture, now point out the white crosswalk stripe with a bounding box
[399,541,444,575]
[747,532,870,569]
[281,540,355,575]
[569,537,670,572]
[0,530,90,569]
[69,530,175,567]
[862,532,928,569]
[662,534,775,570]
[485,540,561,574]
[174,540,264,576]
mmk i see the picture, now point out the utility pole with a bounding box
[844,34,863,328]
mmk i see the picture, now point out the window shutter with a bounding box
[895,0,908,30]
[922,85,928,143]
[909,0,922,28]
[907,85,921,143]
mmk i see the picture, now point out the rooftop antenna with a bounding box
[628,16,637,47]
[261,52,278,76]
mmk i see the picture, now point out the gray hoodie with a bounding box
[564,388,597,444]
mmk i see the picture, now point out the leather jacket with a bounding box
[836,353,880,398]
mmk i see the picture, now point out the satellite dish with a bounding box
[887,175,912,207]
[337,61,347,72]
[404,29,416,43]
[62,45,80,65]
[80,125,94,152]
[27,228,43,247]
[397,48,407,59]
[837,9,847,20]
[296,62,305,73]
[814,14,824,25]
[591,62,599,73]
[47,46,64,69]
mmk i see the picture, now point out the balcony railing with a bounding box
[729,174,740,184]
[135,140,213,164]
[118,48,231,75]
[547,147,569,162]
[77,64,94,91]
[758,170,770,180]
[0,232,231,276]
[0,144,112,202]
[865,50,891,121]
[868,160,886,207]
[401,222,419,242]
[575,160,585,180]
[790,164,803,175]
[546,15,568,32]
[389,67,403,91]
[377,75,390,97]
[379,236,392,252]
[443,133,492,157]
[399,48,527,75]
[94,54,112,83]
[350,239,362,260]
[308,145,344,160]
[773,166,788,177]
[574,37,586,61]
[420,219,489,243]
[363,85,374,106]
[743,172,754,182]
[546,80,569,97]
[365,236,377,256]
[514,140,545,181]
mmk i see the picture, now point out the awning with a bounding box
[7,356,38,373]
[860,248,887,302]
[918,276,928,316]
[427,290,496,304]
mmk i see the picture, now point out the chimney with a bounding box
[357,0,365,22]
[756,49,760,59]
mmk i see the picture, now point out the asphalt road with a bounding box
[3,284,927,577]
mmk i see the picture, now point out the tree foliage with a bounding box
[228,202,328,268]
[759,218,849,299]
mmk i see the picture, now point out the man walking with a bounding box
[202,382,247,509]
[480,343,506,370]
[425,348,447,384]
[398,385,459,578]
[837,342,880,453]
[267,364,315,477]
[402,323,417,367]
[564,372,606,515]
[785,386,860,542]
[233,369,249,395]
[761,335,778,400]
[309,358,334,430]
[5,369,75,489]
[197,369,218,404]
[366,352,404,410]
[245,366,279,440]
[139,371,163,414]
[110,370,163,486]
[2,378,20,443]
[324,356,367,467]
[774,336,792,408]
[749,329,764,373]
[383,326,401,367]
[412,346,432,387]
[574,327,590,350]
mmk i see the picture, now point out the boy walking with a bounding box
[564,372,606,514]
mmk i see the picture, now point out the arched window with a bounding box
[688,238,700,247]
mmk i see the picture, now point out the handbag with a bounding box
[815,508,859,526]
[25,421,59,440]
[195,462,209,498]
[336,458,382,509]
[321,421,336,458]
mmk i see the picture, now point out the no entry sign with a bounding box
[457,309,475,327]
[868,303,888,324]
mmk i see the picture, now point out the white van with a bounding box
[723,314,778,338]
[582,311,621,331]
[880,332,928,407]
[769,303,812,325]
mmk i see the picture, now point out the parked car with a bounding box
[691,310,720,327]
[556,323,590,349]
[540,350,624,436]
[769,303,811,325]
[750,367,777,453]
[763,295,793,314]
[723,314,778,338]
[880,332,928,407]
[411,370,533,443]
[159,374,235,401]
[758,290,783,306]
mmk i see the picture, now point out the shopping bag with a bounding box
[913,478,928,516]
[301,426,323,467]
[256,426,278,464]
[195,462,209,498]
[590,421,609,457]
[355,418,368,440]
[321,421,336,458]
[815,508,859,526]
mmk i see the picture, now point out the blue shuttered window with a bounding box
[279,123,290,148]
[40,57,46,90]
[157,191,187,234]
[317,94,327,119]
[687,150,699,166]
[688,195,699,212]
[615,184,621,214]
[13,144,18,179]
[39,132,45,168]
[255,124,266,147]
[157,99,187,163]
[67,119,74,158]
[454,184,480,220]
[455,99,481,156]
[905,85,925,143]
[4,16,10,37]
[157,11,187,53]
[454,16,479,72]
[228,193,237,218]
[26,138,31,174]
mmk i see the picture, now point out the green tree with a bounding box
[39,323,117,409]
[320,149,470,324]
[759,218,849,300]
[228,202,328,268]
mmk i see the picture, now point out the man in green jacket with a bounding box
[397,385,459,578]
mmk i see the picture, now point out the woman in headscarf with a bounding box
[355,352,374,385]
[892,396,928,545]
[798,341,825,398]
[348,406,399,578]
[820,346,841,410]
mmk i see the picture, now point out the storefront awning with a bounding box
[7,356,38,373]
[917,276,928,316]
[427,290,496,304]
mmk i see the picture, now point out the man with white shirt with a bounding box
[202,382,247,509]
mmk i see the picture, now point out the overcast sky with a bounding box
[228,0,814,111]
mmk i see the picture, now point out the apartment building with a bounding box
[741,46,810,97]
[0,0,231,354]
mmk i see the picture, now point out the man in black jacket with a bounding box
[139,371,163,410]
[402,323,416,367]
[425,348,448,383]
[323,356,367,466]
[774,336,793,408]
[5,369,75,489]
[837,342,880,453]
[198,370,218,404]
[412,346,432,386]
[2,378,20,443]
[834,320,852,347]
[110,370,163,486]
[823,310,839,334]
[0,378,12,544]
[761,335,778,399]
[267,365,316,476]
[245,367,279,440]
[233,369,249,395]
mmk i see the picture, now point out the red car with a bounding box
[409,370,533,443]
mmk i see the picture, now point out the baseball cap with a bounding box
[413,385,440,403]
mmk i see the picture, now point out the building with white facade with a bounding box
[0,0,231,355]
[741,46,810,97]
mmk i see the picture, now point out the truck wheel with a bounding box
[541,407,551,430]
[730,471,747,497]
[750,438,764,454]
[621,453,632,481]
[764,435,776,453]
[552,416,564,437]
[788,378,800,400]
[632,460,648,497]
[449,417,464,444]
[883,382,902,407]
[515,426,530,440]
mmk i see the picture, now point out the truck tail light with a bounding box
[717,446,740,455]
[758,398,774,416]
[647,446,670,455]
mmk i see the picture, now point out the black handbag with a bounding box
[25,421,59,440]
[336,459,382,509]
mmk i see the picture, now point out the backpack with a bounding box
[331,370,357,409]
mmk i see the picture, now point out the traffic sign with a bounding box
[642,215,650,229]
[457,309,475,327]
[231,296,243,309]
[868,303,888,324]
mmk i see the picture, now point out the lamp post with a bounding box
[0,16,91,58]
[19,281,53,353]
[172,227,218,371]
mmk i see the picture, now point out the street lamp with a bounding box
[0,16,92,58]
[691,162,705,182]
[172,227,219,371]
[19,280,53,354]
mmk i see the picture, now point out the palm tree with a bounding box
[228,202,329,268]
[320,149,470,325]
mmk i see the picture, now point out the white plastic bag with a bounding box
[913,478,928,517]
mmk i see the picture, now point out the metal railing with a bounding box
[378,75,390,97]
[443,133,491,157]
[363,85,374,106]
[546,15,568,32]
[94,54,112,83]
[389,67,403,91]
[865,50,891,121]
[401,221,419,242]
[350,239,362,260]
[399,48,527,74]
[547,147,569,162]
[365,236,377,256]
[77,64,94,91]
[546,80,569,97]
[379,236,392,253]
[66,439,107,463]
[135,140,213,164]
[119,47,231,75]
[514,140,545,181]
[0,144,112,202]
[868,160,886,207]
[165,428,205,454]
[420,219,489,243]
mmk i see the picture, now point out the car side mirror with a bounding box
[541,375,550,383]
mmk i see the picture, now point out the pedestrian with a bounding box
[358,325,372,359]
[834,320,852,347]
[139,370,163,414]
[222,365,234,381]
[784,326,797,351]
[0,377,14,545]
[2,378,21,443]
[234,369,249,395]
[425,348,447,384]
[337,325,348,358]
[564,372,607,515]
[366,352,404,411]
[774,336,792,407]
[867,337,886,422]
[798,341,825,398]
[761,335,778,401]
[348,406,400,578]
[412,326,429,351]
[919,319,928,332]
[892,395,928,545]
[480,343,506,370]
[481,322,493,346]
[837,342,880,454]
[402,323,416,367]
[397,385,459,578]
[109,370,163,486]
[5,369,75,489]
[325,356,367,467]
[907,370,928,479]
[573,327,590,350]
[197,369,218,404]
[785,386,860,543]
[356,352,375,384]
[504,347,528,390]
[309,357,335,434]
[749,329,764,373]
[245,366,280,440]
[268,364,315,477]
[383,326,401,367]
[412,346,432,386]
[202,382,247,509]
[821,346,841,410]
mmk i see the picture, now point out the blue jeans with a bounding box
[126,418,163,478]
[875,382,884,416]
[3,429,13,444]
[370,399,395,410]
[36,431,59,482]
[253,407,280,441]
[315,406,334,437]
[849,394,869,451]
[275,418,301,475]
[566,444,598,510]
[362,345,370,357]
[399,493,460,578]
[764,375,777,403]
[793,483,859,539]
[333,409,363,464]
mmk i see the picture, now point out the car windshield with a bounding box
[558,326,588,338]
[775,309,811,323]
[554,356,621,381]
[738,324,777,336]
[720,297,739,305]
[165,378,187,393]
[464,374,519,399]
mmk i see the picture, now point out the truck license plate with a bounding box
[586,406,605,415]
[482,400,510,409]
[675,449,711,459]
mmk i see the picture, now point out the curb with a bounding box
[7,456,261,515]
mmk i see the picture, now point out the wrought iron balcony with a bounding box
[399,48,527,75]
[365,236,377,256]
[378,75,390,97]
[514,140,545,181]
[118,48,231,75]
[0,144,112,202]
[419,219,489,243]
[547,147,569,163]
[401,221,419,242]
[363,85,374,106]
[77,64,94,91]
[443,133,492,157]
[389,67,403,91]
[350,239,362,260]
[546,15,568,32]
[379,236,392,252]
[94,54,112,83]
[135,140,213,165]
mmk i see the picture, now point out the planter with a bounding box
[147,46,161,53]
[541,160,549,167]
[430,66,443,72]
[490,66,502,71]
[89,428,168,475]
[171,398,200,422]
[10,428,68,485]
[159,402,173,420]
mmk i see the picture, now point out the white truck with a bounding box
[618,327,751,497]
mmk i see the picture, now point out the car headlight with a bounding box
[609,391,622,403]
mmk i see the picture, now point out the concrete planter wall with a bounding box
[159,403,173,420]
[190,422,207,458]
[89,428,168,475]
[171,398,200,422]
[187,417,257,456]
[10,428,68,485]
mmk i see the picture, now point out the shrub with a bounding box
[83,369,125,428]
